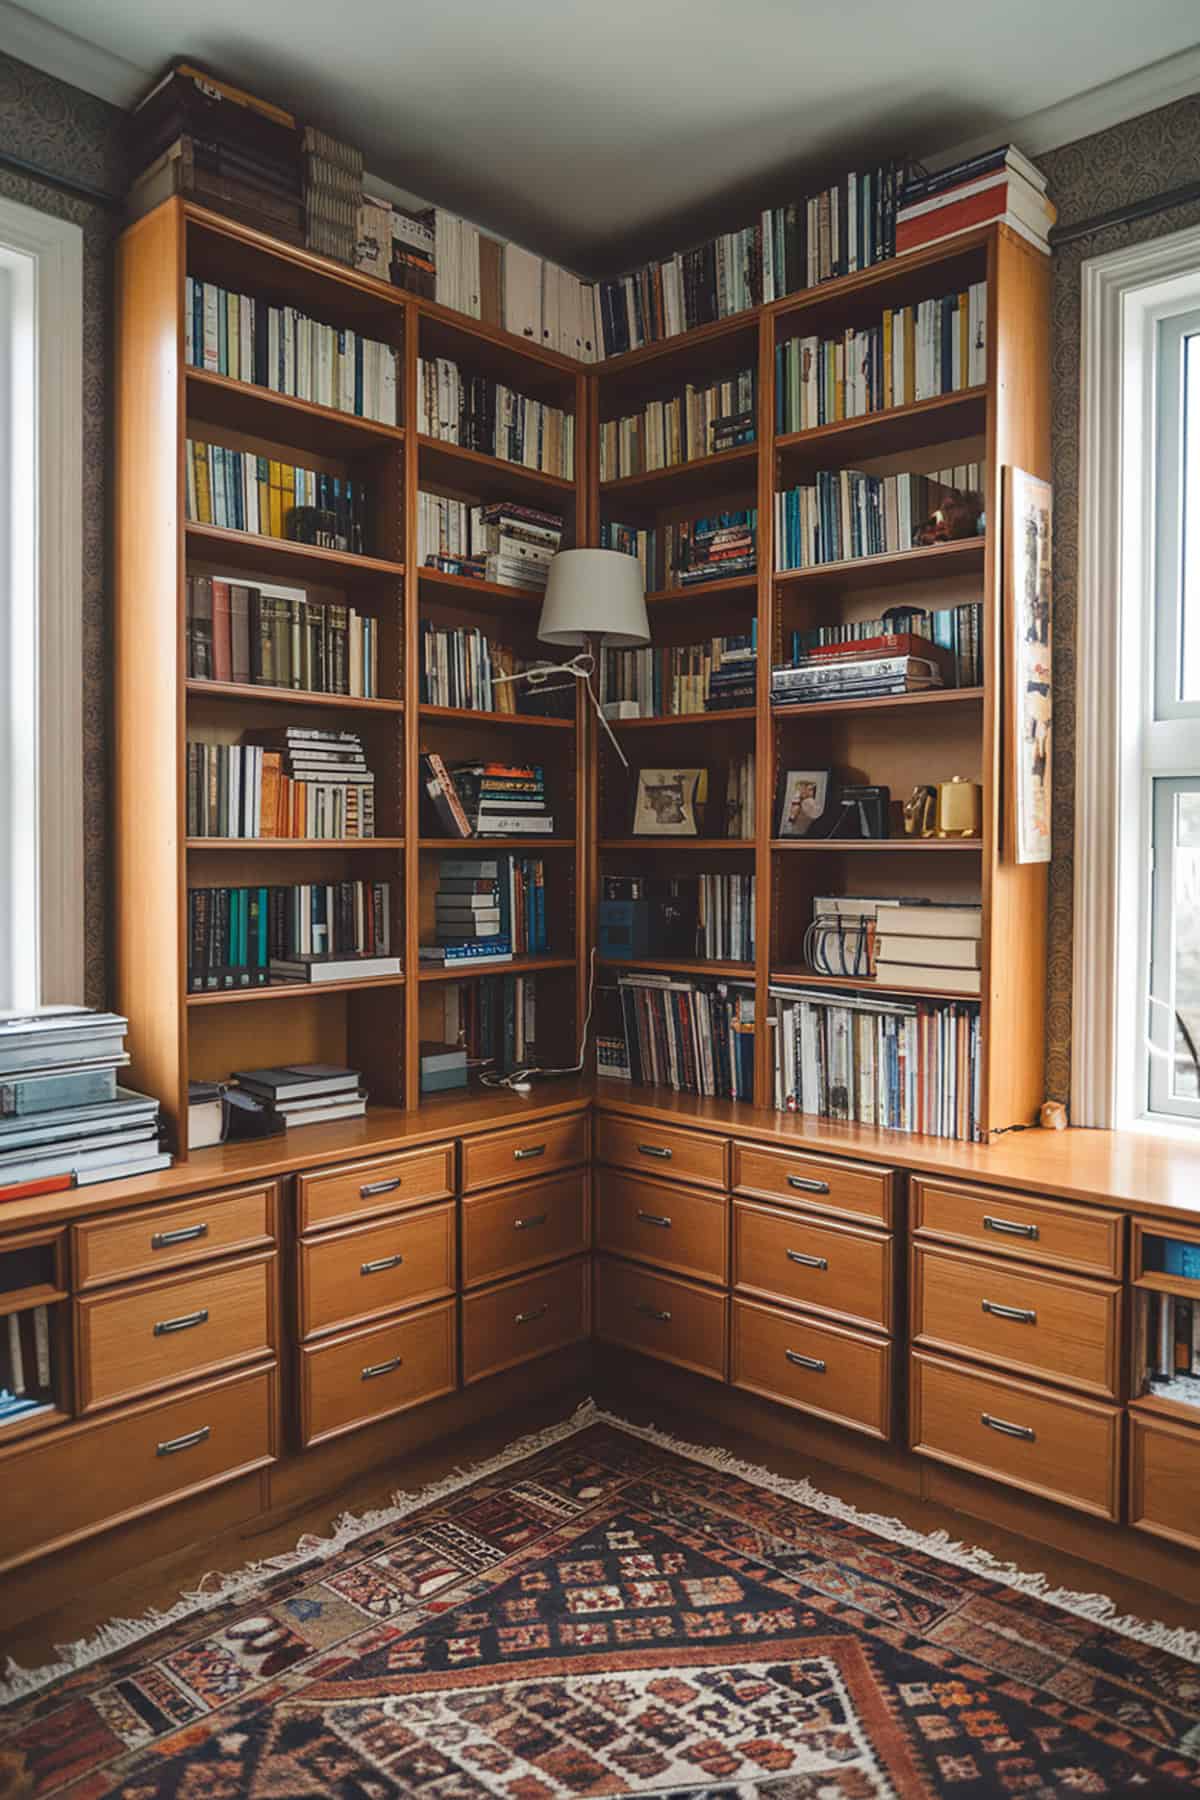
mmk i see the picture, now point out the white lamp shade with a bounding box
[538,548,650,647]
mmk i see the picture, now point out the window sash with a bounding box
[1148,777,1200,1119]
[1154,307,1200,723]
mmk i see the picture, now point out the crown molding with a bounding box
[0,0,148,108]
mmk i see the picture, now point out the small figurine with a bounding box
[903,784,937,837]
[936,776,982,838]
[1040,1100,1068,1131]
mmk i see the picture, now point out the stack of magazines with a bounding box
[772,633,950,706]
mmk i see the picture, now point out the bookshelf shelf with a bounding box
[418,705,574,730]
[769,837,983,852]
[417,436,575,507]
[767,223,994,326]
[184,522,405,587]
[417,568,543,611]
[418,954,576,983]
[419,837,577,851]
[645,575,757,607]
[185,367,405,456]
[599,444,758,509]
[770,968,980,1003]
[773,537,986,592]
[185,838,406,851]
[601,956,754,978]
[185,679,404,714]
[773,686,985,720]
[610,708,757,730]
[599,838,754,852]
[775,386,987,468]
[187,974,406,1007]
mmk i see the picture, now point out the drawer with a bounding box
[299,1202,455,1338]
[1130,1410,1200,1551]
[732,1142,893,1227]
[593,1256,727,1380]
[595,1169,727,1284]
[73,1183,276,1289]
[912,1176,1123,1279]
[911,1351,1121,1520]
[75,1250,276,1412]
[461,1110,590,1194]
[595,1113,727,1191]
[462,1170,589,1288]
[733,1201,892,1331]
[0,1362,276,1574]
[297,1143,455,1234]
[731,1297,891,1438]
[300,1298,457,1447]
[911,1243,1121,1400]
[461,1256,590,1384]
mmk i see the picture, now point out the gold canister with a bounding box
[935,776,982,838]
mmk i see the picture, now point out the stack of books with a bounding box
[617,973,754,1100]
[356,193,437,295]
[600,510,758,592]
[302,125,362,266]
[422,755,554,839]
[898,146,1053,258]
[772,634,950,706]
[419,1042,468,1095]
[599,628,756,718]
[186,727,375,839]
[711,411,756,453]
[186,577,379,696]
[185,440,369,553]
[775,462,981,571]
[418,497,564,592]
[232,1063,365,1127]
[417,357,574,480]
[420,851,548,968]
[599,368,755,479]
[0,1009,170,1200]
[875,902,983,994]
[187,880,394,991]
[792,600,983,689]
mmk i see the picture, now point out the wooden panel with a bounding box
[297,1144,456,1234]
[1131,1214,1200,1290]
[461,1110,590,1193]
[733,1200,892,1331]
[912,1176,1124,1279]
[461,1169,590,1288]
[1129,1409,1200,1551]
[594,1168,728,1284]
[75,1251,276,1412]
[299,1202,455,1337]
[461,1256,590,1384]
[911,1243,1121,1400]
[0,1361,276,1574]
[910,1351,1121,1521]
[595,1112,728,1191]
[300,1298,457,1447]
[593,1256,727,1380]
[732,1142,893,1227]
[73,1183,277,1289]
[730,1297,892,1438]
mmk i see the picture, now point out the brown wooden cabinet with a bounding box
[298,1202,456,1338]
[595,1168,728,1285]
[731,1297,892,1438]
[594,1255,727,1380]
[300,1298,457,1447]
[462,1256,591,1384]
[733,1200,892,1332]
[461,1169,590,1288]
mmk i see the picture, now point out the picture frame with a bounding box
[776,768,833,838]
[632,768,704,836]
[1003,466,1053,864]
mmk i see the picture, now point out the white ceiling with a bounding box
[5,0,1200,271]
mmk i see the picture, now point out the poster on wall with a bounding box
[1004,466,1053,864]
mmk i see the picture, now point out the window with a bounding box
[0,195,83,1013]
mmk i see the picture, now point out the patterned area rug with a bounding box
[2,1405,1200,1798]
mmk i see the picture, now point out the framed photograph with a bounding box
[633,768,704,836]
[1004,467,1053,864]
[776,768,832,838]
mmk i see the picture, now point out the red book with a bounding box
[804,634,954,679]
[211,578,233,682]
[0,1174,73,1204]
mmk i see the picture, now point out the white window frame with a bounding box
[0,194,83,1013]
[1074,222,1200,1131]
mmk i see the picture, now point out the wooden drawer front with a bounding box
[731,1297,891,1438]
[912,1176,1123,1279]
[300,1202,455,1338]
[733,1201,891,1331]
[594,1256,727,1380]
[301,1299,457,1446]
[0,1363,276,1574]
[911,1352,1121,1520]
[298,1144,455,1234]
[462,1170,589,1289]
[595,1170,727,1285]
[73,1183,276,1289]
[1130,1411,1200,1551]
[595,1113,727,1191]
[461,1256,590,1385]
[461,1111,590,1194]
[911,1244,1120,1400]
[732,1142,892,1227]
[76,1251,275,1412]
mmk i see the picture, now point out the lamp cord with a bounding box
[492,654,630,768]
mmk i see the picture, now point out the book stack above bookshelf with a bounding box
[897,147,1054,257]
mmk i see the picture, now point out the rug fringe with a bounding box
[3,1391,1197,1707]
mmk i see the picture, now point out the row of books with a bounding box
[615,973,755,1100]
[1,1307,53,1426]
[186,881,394,992]
[183,276,398,424]
[185,439,370,554]
[422,754,555,838]
[792,600,983,690]
[771,635,948,706]
[803,898,983,994]
[775,281,987,434]
[435,973,540,1077]
[186,576,380,698]
[417,496,564,592]
[599,630,756,718]
[601,511,758,592]
[771,987,983,1141]
[1144,1293,1200,1406]
[598,368,756,480]
[775,463,982,571]
[420,853,550,966]
[417,358,575,480]
[421,622,532,715]
[693,874,756,963]
[186,729,375,839]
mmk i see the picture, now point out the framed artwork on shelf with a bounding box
[633,768,704,836]
[776,768,832,837]
[1004,465,1053,864]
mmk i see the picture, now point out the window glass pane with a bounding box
[1183,333,1200,702]
[1166,787,1200,1103]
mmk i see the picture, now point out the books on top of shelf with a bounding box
[357,193,436,296]
[775,462,982,572]
[185,440,369,553]
[898,146,1053,258]
[232,1062,365,1126]
[186,577,380,698]
[803,897,983,989]
[617,971,755,1100]
[600,510,757,592]
[0,1008,130,1077]
[186,727,376,839]
[418,496,565,592]
[187,880,391,991]
[600,628,756,719]
[417,357,574,480]
[302,125,363,267]
[771,637,950,705]
[432,854,548,956]
[599,366,756,480]
[422,760,554,841]
[792,600,983,689]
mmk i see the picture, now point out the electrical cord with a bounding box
[479,946,599,1092]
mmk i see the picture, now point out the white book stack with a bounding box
[874,902,984,995]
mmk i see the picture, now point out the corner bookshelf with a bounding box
[588,221,1050,1141]
[115,197,589,1154]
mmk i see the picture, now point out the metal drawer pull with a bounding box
[514,1212,547,1230]
[637,1143,672,1160]
[361,1253,404,1275]
[637,1209,672,1228]
[786,1249,828,1270]
[983,1215,1038,1240]
[515,1304,549,1325]
[153,1308,209,1336]
[982,1300,1037,1324]
[514,1144,545,1161]
[361,1177,402,1197]
[362,1356,402,1380]
[787,1174,830,1194]
[151,1223,208,1249]
[785,1349,826,1373]
[636,1302,672,1322]
[981,1411,1035,1441]
[156,1424,211,1457]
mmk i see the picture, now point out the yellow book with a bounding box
[882,309,894,411]
[268,459,283,539]
[193,440,211,524]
